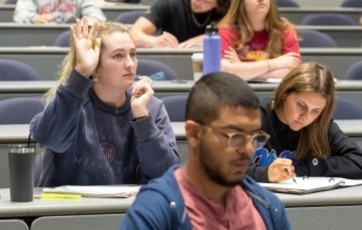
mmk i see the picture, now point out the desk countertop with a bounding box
[0,188,134,218]
[2,80,362,93]
[1,185,362,218]
[0,120,361,143]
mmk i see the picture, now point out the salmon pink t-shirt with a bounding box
[175,168,267,230]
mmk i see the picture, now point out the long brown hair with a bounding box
[43,21,130,102]
[218,0,296,58]
[273,62,335,159]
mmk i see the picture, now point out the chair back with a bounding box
[161,95,187,122]
[344,60,362,80]
[0,60,41,81]
[341,0,362,7]
[298,30,338,48]
[54,30,71,47]
[115,10,145,24]
[277,0,299,7]
[334,97,362,119]
[137,59,179,80]
[5,0,17,4]
[0,97,44,124]
[301,13,357,25]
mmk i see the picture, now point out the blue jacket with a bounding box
[121,165,291,230]
[30,69,180,186]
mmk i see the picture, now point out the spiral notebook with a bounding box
[43,185,141,198]
[258,177,362,195]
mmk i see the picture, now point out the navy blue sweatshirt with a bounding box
[30,69,180,186]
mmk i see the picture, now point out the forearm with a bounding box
[130,29,159,48]
[30,69,92,152]
[257,68,293,80]
[132,116,180,180]
[221,59,270,81]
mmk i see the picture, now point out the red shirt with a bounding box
[219,26,300,61]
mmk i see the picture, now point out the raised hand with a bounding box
[73,17,101,77]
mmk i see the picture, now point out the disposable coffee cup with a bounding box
[8,144,35,202]
[191,53,203,82]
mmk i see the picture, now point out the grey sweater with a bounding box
[13,0,106,23]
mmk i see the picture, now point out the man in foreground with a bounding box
[121,72,290,230]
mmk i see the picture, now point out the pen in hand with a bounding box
[284,168,297,184]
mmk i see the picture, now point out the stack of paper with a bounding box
[259,177,362,194]
[43,185,141,198]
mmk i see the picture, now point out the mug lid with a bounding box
[8,144,35,154]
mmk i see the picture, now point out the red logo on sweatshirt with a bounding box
[100,142,115,163]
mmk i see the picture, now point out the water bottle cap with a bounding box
[205,24,218,34]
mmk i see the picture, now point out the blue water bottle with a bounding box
[203,24,221,75]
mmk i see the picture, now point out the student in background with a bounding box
[30,18,180,186]
[218,0,301,81]
[250,62,362,182]
[121,72,290,230]
[13,0,106,24]
[130,0,231,48]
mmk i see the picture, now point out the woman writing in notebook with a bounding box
[249,62,362,182]
[30,17,180,186]
[218,0,301,81]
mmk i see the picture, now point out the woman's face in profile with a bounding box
[280,92,326,131]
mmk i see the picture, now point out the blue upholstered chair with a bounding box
[341,0,362,7]
[344,60,362,80]
[5,0,17,4]
[277,0,299,7]
[54,30,71,47]
[161,95,187,122]
[0,97,44,124]
[137,59,179,80]
[0,59,41,81]
[334,97,362,119]
[298,30,338,48]
[301,13,357,25]
[115,10,145,24]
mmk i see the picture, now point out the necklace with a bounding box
[191,11,211,27]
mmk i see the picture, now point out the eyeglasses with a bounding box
[198,122,270,149]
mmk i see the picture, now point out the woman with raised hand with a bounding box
[30,17,180,186]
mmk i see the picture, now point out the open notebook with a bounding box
[258,177,362,195]
[43,185,141,198]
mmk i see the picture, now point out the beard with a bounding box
[198,138,246,187]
